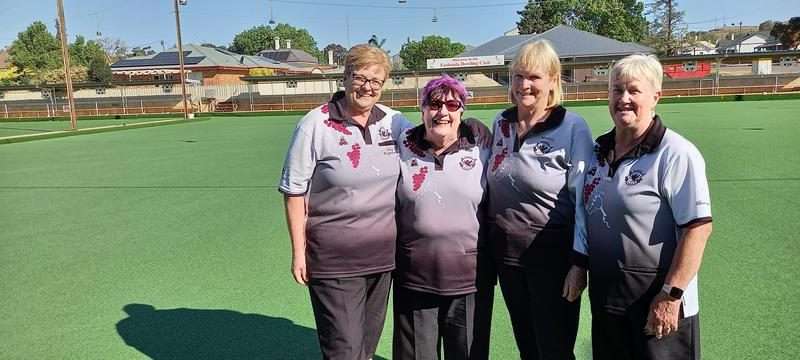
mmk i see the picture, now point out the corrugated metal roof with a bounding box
[461,25,654,60]
[112,44,295,70]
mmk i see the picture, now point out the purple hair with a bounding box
[420,74,468,108]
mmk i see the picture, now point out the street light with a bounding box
[174,0,190,119]
[269,0,276,25]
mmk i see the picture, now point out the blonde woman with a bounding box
[486,40,593,359]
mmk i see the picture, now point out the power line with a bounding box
[271,0,526,10]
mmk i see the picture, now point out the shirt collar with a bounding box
[500,105,566,134]
[327,90,386,127]
[406,122,476,155]
[596,115,667,162]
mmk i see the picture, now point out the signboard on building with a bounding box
[427,55,504,69]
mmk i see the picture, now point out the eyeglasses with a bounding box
[350,73,385,89]
[427,100,462,112]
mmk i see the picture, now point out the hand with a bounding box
[291,254,308,285]
[645,292,681,339]
[463,117,493,148]
[561,265,587,302]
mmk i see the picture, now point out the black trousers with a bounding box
[591,308,701,360]
[498,261,580,360]
[308,271,391,360]
[393,287,477,360]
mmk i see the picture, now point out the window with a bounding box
[162,84,173,93]
[41,89,51,99]
[455,73,466,82]
[336,79,345,88]
[287,80,298,88]
[95,88,106,95]
[684,61,697,72]
[593,65,609,76]
[780,57,797,67]
[0,91,4,99]
[392,75,404,85]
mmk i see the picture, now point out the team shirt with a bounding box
[279,91,413,279]
[486,106,594,267]
[395,122,491,296]
[575,116,712,316]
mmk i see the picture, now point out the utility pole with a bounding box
[56,0,78,130]
[173,0,190,119]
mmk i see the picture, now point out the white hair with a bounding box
[609,54,663,91]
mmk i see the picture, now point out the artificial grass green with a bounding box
[1,100,798,359]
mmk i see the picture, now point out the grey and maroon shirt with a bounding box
[486,106,594,267]
[395,122,491,296]
[279,91,413,279]
[575,116,712,316]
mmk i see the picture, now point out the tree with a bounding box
[0,66,20,85]
[771,17,800,50]
[322,43,347,66]
[88,54,112,83]
[645,0,686,55]
[97,37,128,63]
[516,0,647,42]
[399,35,466,71]
[8,21,62,83]
[230,23,320,58]
[759,20,776,32]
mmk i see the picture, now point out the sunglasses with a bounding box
[427,100,462,112]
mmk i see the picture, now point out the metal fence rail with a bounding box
[2,74,799,119]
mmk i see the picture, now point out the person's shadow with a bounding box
[116,303,342,360]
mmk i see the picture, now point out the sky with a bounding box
[1,0,798,55]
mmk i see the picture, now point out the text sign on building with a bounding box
[427,55,504,69]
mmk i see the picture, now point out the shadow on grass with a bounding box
[117,303,379,360]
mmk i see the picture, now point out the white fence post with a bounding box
[4,104,7,118]
[95,101,99,116]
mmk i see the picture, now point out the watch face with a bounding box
[669,287,684,299]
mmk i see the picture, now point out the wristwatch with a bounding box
[662,284,684,300]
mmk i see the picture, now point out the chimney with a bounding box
[274,36,280,50]
[328,50,334,65]
[285,39,291,49]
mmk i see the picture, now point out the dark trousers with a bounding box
[393,287,477,360]
[591,308,701,360]
[308,271,391,360]
[498,262,580,360]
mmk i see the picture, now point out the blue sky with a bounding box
[2,0,798,55]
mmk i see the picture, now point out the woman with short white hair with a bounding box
[566,54,713,360]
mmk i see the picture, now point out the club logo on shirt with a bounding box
[410,159,418,167]
[534,141,553,154]
[339,137,348,146]
[412,166,429,191]
[346,144,361,168]
[378,126,391,140]
[459,156,477,170]
[587,166,597,177]
[496,138,503,147]
[625,169,646,185]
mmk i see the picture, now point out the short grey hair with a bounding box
[609,54,663,91]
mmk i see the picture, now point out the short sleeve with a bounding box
[661,143,712,227]
[278,115,317,195]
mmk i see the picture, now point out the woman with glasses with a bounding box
[393,74,492,360]
[278,44,410,360]
[485,40,594,359]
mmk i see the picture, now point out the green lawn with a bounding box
[1,99,798,359]
[0,117,179,138]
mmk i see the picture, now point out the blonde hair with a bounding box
[344,44,392,80]
[609,54,663,91]
[510,40,562,108]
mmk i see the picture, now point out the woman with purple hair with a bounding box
[393,74,494,360]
